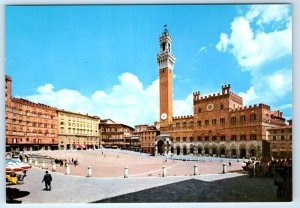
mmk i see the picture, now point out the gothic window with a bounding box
[198,108,202,113]
[212,119,216,125]
[240,135,246,141]
[231,135,237,141]
[220,104,224,110]
[176,123,180,128]
[250,114,256,121]
[183,137,187,142]
[205,136,209,141]
[240,115,246,122]
[183,122,187,127]
[231,117,236,123]
[220,136,226,141]
[220,118,225,124]
[189,121,194,127]
[212,136,217,141]
[197,120,201,126]
[250,134,257,140]
[205,120,209,125]
[197,136,202,142]
[190,137,194,142]
[176,137,180,142]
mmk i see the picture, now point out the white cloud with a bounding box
[216,5,291,69]
[275,103,292,110]
[174,93,193,116]
[216,33,230,52]
[238,86,258,105]
[217,5,292,108]
[246,5,290,25]
[239,69,292,106]
[24,72,193,127]
[199,46,206,52]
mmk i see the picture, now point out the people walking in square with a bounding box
[42,171,52,191]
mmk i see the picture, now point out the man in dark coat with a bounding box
[42,171,52,191]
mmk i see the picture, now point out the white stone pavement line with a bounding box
[127,161,183,177]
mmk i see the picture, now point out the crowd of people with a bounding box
[242,157,292,200]
[54,157,79,167]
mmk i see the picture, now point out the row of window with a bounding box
[272,135,292,141]
[61,122,96,129]
[175,114,257,128]
[11,119,55,128]
[10,108,55,119]
[11,137,56,143]
[172,134,257,142]
[60,129,98,135]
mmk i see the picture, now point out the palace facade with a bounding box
[155,29,288,159]
[266,119,292,159]
[100,119,135,149]
[57,109,100,150]
[135,124,159,154]
[5,75,59,151]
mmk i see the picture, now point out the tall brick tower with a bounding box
[157,26,175,125]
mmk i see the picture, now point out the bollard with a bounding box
[66,164,70,175]
[124,167,128,178]
[42,161,45,169]
[29,159,32,165]
[52,162,56,172]
[211,158,213,162]
[87,166,92,177]
[194,165,198,175]
[222,163,227,174]
[162,166,167,177]
[35,160,38,167]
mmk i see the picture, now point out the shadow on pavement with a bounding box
[91,175,291,203]
[6,187,30,204]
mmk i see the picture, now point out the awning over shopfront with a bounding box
[76,144,87,149]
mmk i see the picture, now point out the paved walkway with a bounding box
[6,166,290,203]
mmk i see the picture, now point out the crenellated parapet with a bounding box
[173,115,194,120]
[229,103,271,112]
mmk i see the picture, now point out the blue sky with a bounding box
[5,5,292,126]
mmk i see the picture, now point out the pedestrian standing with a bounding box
[42,171,52,191]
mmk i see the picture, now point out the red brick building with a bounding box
[135,124,159,154]
[100,119,134,149]
[156,29,288,159]
[5,75,59,151]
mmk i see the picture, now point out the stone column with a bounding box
[236,148,240,159]
[223,163,227,174]
[194,165,198,175]
[194,147,198,155]
[66,164,70,175]
[52,162,56,172]
[168,145,171,155]
[162,166,167,177]
[186,147,190,155]
[87,166,92,177]
[124,167,128,178]
[155,146,158,156]
[201,149,205,155]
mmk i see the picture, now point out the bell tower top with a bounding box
[157,25,176,70]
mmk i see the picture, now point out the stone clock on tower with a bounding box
[157,26,175,125]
